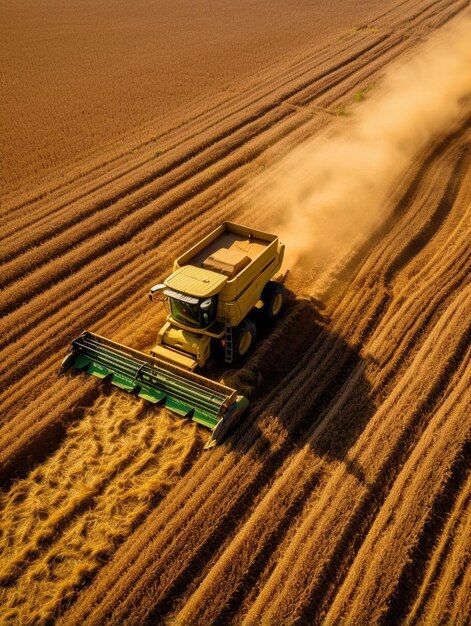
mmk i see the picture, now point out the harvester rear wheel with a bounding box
[233,319,257,360]
[261,281,287,322]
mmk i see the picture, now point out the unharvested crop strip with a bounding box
[2,0,450,246]
[0,20,386,242]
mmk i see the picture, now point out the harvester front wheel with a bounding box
[233,319,257,360]
[261,281,287,322]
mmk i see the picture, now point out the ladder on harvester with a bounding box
[225,326,233,364]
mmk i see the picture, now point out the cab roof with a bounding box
[164,265,227,298]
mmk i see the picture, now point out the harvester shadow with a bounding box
[223,297,376,484]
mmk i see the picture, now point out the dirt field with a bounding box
[1,0,470,624]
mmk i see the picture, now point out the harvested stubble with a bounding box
[0,395,200,625]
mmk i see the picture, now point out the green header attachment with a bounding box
[60,332,248,438]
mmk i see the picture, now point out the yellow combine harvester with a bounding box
[61,222,286,447]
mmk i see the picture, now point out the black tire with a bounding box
[261,281,287,322]
[231,318,257,361]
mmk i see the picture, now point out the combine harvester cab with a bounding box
[60,222,286,448]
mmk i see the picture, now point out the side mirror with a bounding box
[148,284,166,301]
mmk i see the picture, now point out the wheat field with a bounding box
[1,0,470,624]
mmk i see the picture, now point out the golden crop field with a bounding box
[1,0,470,624]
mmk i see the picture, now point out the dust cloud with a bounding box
[267,18,471,275]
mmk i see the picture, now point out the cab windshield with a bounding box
[165,289,216,328]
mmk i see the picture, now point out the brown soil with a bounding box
[1,1,470,624]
